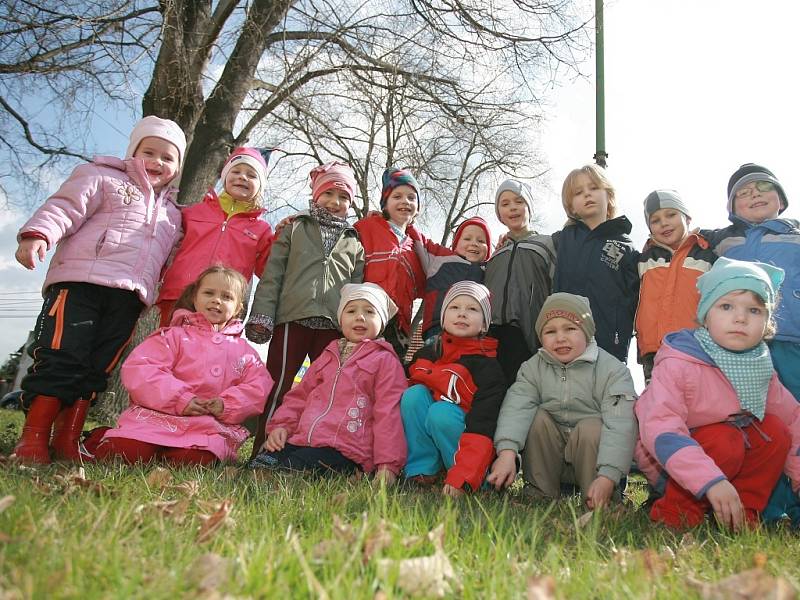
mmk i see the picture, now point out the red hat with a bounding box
[451,216,492,260]
[310,161,357,203]
[220,147,269,198]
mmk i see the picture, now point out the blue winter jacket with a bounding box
[703,216,800,343]
[553,216,640,362]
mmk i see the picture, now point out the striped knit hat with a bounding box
[381,167,421,210]
[440,281,492,334]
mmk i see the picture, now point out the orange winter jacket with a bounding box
[635,232,716,358]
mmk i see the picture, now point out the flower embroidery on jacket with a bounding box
[233,356,248,377]
[117,180,143,205]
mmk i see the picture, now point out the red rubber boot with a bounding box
[51,399,92,462]
[11,395,61,464]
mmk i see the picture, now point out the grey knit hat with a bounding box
[495,179,533,222]
[727,163,788,215]
[643,189,691,230]
[440,281,492,334]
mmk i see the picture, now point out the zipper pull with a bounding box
[222,220,228,232]
[561,367,567,382]
[614,332,620,345]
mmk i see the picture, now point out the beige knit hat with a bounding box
[535,293,596,341]
[337,283,397,329]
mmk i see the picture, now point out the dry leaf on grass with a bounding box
[54,467,105,494]
[363,520,393,563]
[613,547,674,578]
[197,500,234,543]
[186,552,233,594]
[169,480,201,497]
[0,496,14,514]
[688,568,797,600]
[145,467,173,489]
[376,524,459,598]
[134,498,192,523]
[332,514,358,545]
[576,510,594,528]
[527,575,557,600]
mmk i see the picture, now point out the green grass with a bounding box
[1,409,799,599]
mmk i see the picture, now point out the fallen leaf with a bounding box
[377,524,459,598]
[186,552,232,593]
[363,520,392,563]
[527,575,556,600]
[0,496,14,514]
[197,500,234,543]
[688,568,797,600]
[576,510,594,528]
[332,514,357,545]
[54,467,105,494]
[639,548,672,579]
[169,479,200,497]
[145,467,173,488]
[135,498,192,523]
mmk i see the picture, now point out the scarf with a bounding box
[308,201,349,257]
[693,327,773,420]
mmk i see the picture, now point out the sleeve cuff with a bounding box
[597,465,623,484]
[175,391,195,416]
[495,440,521,454]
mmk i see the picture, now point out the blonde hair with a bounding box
[560,164,617,224]
[173,265,248,321]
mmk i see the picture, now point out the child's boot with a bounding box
[11,395,61,464]
[51,399,92,462]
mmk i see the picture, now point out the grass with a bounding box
[1,409,799,599]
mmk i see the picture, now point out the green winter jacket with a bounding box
[250,213,364,326]
[493,341,637,483]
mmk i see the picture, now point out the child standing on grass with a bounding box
[635,258,800,530]
[401,282,507,497]
[636,190,715,382]
[92,267,271,465]
[411,216,492,341]
[11,115,186,464]
[248,283,406,482]
[245,162,364,455]
[483,179,555,384]
[155,147,274,327]
[553,165,639,363]
[488,293,637,509]
[354,167,427,359]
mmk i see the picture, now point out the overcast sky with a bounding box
[1,1,798,392]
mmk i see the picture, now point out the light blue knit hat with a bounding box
[696,257,784,323]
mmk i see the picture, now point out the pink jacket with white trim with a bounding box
[268,338,407,474]
[18,156,181,305]
[107,310,272,461]
[634,329,800,498]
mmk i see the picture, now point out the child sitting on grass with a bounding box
[93,266,272,466]
[401,282,507,497]
[488,293,637,510]
[248,283,407,483]
[635,258,800,530]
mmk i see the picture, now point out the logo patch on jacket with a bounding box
[601,241,625,271]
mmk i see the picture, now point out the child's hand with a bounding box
[15,238,47,270]
[585,475,615,510]
[203,397,224,416]
[443,484,465,498]
[487,450,517,490]
[182,398,207,416]
[265,427,288,452]
[706,480,745,530]
[374,466,397,486]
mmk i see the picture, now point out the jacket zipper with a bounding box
[306,344,365,443]
[500,239,518,322]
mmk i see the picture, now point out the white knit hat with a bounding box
[125,115,187,168]
[337,283,398,329]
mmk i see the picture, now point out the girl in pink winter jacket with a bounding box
[11,116,186,465]
[635,257,800,530]
[93,266,272,465]
[247,283,407,484]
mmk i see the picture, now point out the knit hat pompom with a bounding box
[727,163,788,215]
[380,167,421,210]
[337,283,398,330]
[643,189,691,230]
[440,281,492,335]
[125,115,187,173]
[696,256,784,323]
[494,179,533,222]
[310,161,357,203]
[535,293,596,342]
[220,147,269,200]
[451,216,493,260]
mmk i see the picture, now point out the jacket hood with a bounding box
[660,328,714,367]
[643,230,708,254]
[204,188,265,218]
[727,213,800,232]
[539,339,599,367]
[321,336,397,363]
[168,309,245,335]
[438,333,498,362]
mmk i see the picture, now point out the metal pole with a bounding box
[594,0,608,168]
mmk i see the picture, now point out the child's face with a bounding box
[648,208,690,250]
[497,191,529,234]
[384,185,419,227]
[317,188,352,218]
[133,136,180,191]
[704,290,767,352]
[540,316,588,364]
[224,163,260,202]
[340,299,382,343]
[442,294,484,338]
[570,173,609,228]
[454,225,489,263]
[193,272,242,328]
[733,181,782,223]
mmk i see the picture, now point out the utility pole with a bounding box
[594,0,608,168]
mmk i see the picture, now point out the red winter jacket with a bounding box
[354,214,426,335]
[408,334,507,490]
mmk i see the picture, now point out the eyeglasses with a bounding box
[734,180,776,200]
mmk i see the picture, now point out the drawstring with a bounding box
[723,412,772,449]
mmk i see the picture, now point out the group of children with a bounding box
[9,114,800,531]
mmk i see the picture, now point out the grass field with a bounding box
[1,409,798,599]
